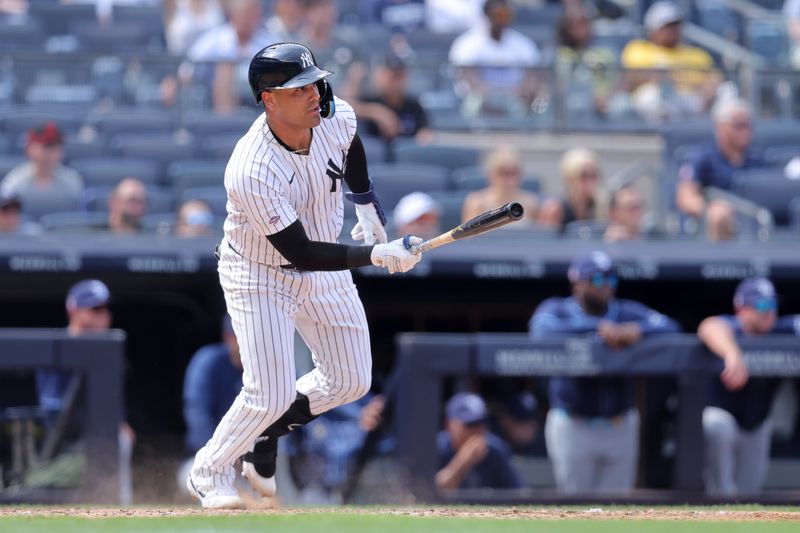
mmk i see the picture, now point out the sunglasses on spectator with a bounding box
[752,298,776,313]
[89,305,109,313]
[589,273,618,288]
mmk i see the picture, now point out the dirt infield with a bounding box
[1,507,798,521]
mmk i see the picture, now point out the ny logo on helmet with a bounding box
[300,52,313,68]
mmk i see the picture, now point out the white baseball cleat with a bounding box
[186,473,246,509]
[242,461,277,498]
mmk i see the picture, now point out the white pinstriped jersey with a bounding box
[223,96,357,265]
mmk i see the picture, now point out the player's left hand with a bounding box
[351,203,388,245]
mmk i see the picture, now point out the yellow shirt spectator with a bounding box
[621,39,714,91]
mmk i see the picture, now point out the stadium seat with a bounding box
[0,134,9,154]
[359,134,388,164]
[427,191,469,231]
[83,185,175,214]
[747,20,790,67]
[731,170,800,225]
[72,21,153,53]
[660,120,713,165]
[179,186,228,217]
[0,19,44,51]
[752,121,800,153]
[369,163,451,210]
[762,146,799,167]
[199,133,242,161]
[111,134,197,171]
[91,111,178,137]
[39,211,109,233]
[0,110,84,142]
[140,213,177,234]
[182,111,259,136]
[694,2,743,44]
[167,159,228,196]
[22,192,82,220]
[28,2,96,36]
[71,157,161,187]
[392,143,480,174]
[63,137,107,162]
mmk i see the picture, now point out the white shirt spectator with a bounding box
[188,23,276,62]
[449,22,541,67]
[166,0,225,56]
[426,0,484,34]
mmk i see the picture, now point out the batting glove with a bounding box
[371,237,422,274]
[345,179,388,246]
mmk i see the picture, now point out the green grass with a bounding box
[1,511,799,533]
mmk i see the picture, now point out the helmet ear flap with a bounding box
[317,79,335,119]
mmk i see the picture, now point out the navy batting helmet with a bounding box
[248,42,335,118]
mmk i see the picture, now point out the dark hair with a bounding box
[483,0,508,16]
[558,7,590,51]
[609,185,636,212]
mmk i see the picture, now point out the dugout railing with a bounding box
[0,329,125,504]
[395,333,800,504]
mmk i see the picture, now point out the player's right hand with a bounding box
[370,237,422,274]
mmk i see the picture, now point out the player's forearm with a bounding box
[698,317,741,361]
[267,220,373,270]
[435,458,473,490]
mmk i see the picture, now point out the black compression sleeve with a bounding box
[343,133,370,194]
[267,219,374,271]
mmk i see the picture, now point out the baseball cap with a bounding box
[644,1,684,33]
[393,192,441,228]
[66,279,111,310]
[734,277,777,311]
[27,122,64,147]
[445,392,488,425]
[567,250,615,283]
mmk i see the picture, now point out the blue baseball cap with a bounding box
[445,392,488,425]
[568,251,615,283]
[734,277,777,311]
[66,279,110,310]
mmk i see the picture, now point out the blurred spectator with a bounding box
[176,199,215,237]
[539,148,605,230]
[603,185,647,242]
[177,314,242,496]
[529,251,680,494]
[298,0,361,90]
[448,0,542,116]
[69,0,159,23]
[347,54,432,144]
[556,3,617,115]
[363,0,425,31]
[185,0,275,112]
[698,277,800,496]
[393,191,441,239]
[435,392,522,490]
[426,0,483,34]
[462,146,540,225]
[34,279,134,502]
[0,190,41,236]
[107,178,148,233]
[621,2,718,122]
[187,0,272,61]
[785,0,800,69]
[1,123,84,216]
[164,0,225,56]
[183,315,242,456]
[676,97,764,241]
[0,0,27,15]
[266,0,305,41]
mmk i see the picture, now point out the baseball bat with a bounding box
[404,202,524,254]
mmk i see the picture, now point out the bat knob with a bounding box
[402,234,412,250]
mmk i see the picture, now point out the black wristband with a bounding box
[347,245,374,269]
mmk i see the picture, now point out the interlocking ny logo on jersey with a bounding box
[326,150,347,192]
[299,52,313,68]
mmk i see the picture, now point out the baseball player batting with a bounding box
[187,42,423,509]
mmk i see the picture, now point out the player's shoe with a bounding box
[242,460,277,498]
[186,472,246,509]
